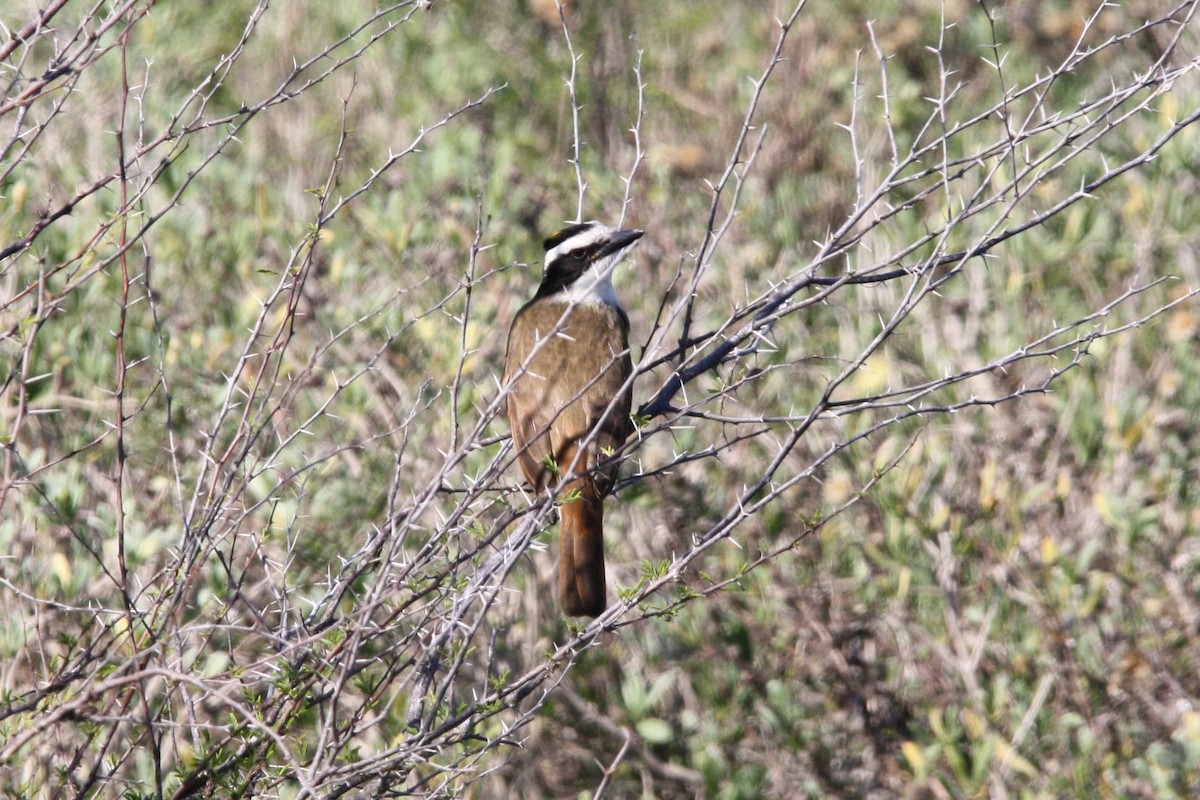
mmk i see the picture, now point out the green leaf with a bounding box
[636,717,673,744]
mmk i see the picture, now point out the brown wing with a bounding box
[504,301,633,493]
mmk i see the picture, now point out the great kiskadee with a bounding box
[504,220,643,617]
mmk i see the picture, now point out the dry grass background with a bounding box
[2,1,1200,797]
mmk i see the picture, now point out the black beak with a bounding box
[597,228,644,259]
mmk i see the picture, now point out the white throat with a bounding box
[559,262,622,309]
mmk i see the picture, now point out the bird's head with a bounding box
[535,221,644,303]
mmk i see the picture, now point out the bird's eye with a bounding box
[569,248,587,260]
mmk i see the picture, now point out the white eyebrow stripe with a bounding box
[544,221,610,265]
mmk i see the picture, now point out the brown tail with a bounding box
[558,478,606,617]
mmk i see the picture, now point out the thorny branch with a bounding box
[1,0,1198,797]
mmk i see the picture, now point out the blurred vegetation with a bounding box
[2,0,1200,797]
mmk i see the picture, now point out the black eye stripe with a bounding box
[547,250,589,273]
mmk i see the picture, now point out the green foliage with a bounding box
[2,0,1200,798]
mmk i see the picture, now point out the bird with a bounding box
[504,220,643,617]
